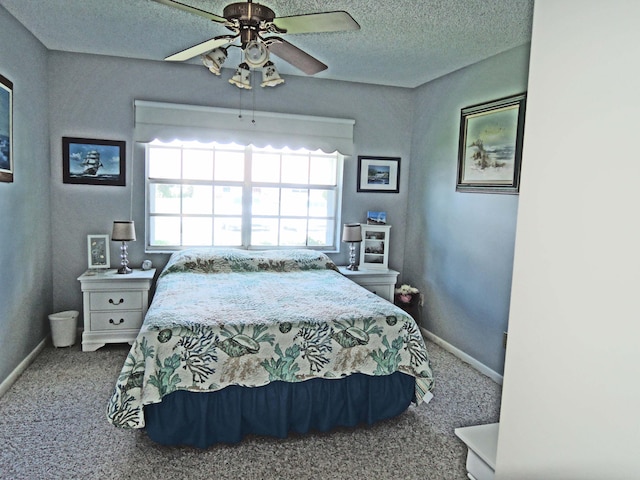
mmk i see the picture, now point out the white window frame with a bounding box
[144,141,344,253]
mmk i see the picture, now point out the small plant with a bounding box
[395,284,419,304]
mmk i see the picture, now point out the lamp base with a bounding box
[116,241,132,274]
[347,242,359,271]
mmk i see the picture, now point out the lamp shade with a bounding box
[342,223,362,243]
[202,47,228,75]
[229,62,252,89]
[261,61,285,88]
[111,221,136,241]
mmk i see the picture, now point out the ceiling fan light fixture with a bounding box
[229,62,252,89]
[154,0,362,89]
[261,61,284,87]
[244,40,269,68]
[202,47,228,75]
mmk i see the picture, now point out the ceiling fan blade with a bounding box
[273,11,360,34]
[165,35,236,61]
[152,0,227,23]
[266,38,327,75]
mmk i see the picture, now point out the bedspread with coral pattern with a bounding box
[107,248,433,429]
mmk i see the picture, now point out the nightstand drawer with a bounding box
[360,283,394,301]
[90,311,143,331]
[90,291,143,311]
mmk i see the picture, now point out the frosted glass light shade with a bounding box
[261,61,285,87]
[244,40,269,68]
[229,62,252,89]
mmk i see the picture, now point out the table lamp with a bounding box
[342,223,362,271]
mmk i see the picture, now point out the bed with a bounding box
[107,248,434,447]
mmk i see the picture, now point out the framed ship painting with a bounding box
[0,74,13,183]
[456,93,526,194]
[63,137,126,186]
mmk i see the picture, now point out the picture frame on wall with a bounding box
[0,74,13,183]
[456,93,526,194]
[357,156,400,193]
[87,234,110,269]
[63,137,126,186]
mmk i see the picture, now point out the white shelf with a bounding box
[359,224,391,269]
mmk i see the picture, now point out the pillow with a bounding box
[161,248,338,276]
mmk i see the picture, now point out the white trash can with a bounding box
[48,310,79,347]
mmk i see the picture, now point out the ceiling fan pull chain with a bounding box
[252,76,256,124]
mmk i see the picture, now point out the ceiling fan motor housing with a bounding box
[223,2,275,25]
[224,2,276,47]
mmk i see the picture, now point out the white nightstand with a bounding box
[337,266,399,302]
[77,268,156,352]
[455,423,499,480]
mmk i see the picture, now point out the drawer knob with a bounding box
[109,298,125,305]
[109,318,125,325]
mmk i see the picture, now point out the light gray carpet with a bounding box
[0,339,501,479]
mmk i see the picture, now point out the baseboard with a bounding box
[421,328,503,385]
[0,336,48,399]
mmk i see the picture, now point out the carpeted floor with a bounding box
[0,339,501,480]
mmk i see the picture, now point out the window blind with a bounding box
[134,100,355,155]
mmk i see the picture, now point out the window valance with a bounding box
[134,100,355,155]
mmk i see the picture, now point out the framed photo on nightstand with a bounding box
[87,234,110,269]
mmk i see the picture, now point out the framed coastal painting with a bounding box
[87,234,110,269]
[63,137,126,186]
[0,74,13,183]
[456,93,526,194]
[357,156,400,193]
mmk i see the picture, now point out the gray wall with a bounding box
[0,6,52,382]
[404,45,530,375]
[48,51,416,314]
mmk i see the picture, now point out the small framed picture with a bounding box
[367,211,387,225]
[456,93,526,194]
[0,73,13,183]
[87,234,110,269]
[357,156,400,193]
[63,137,126,186]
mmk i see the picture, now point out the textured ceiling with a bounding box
[0,0,534,88]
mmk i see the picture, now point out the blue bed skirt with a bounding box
[144,372,415,448]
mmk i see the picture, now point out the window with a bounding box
[146,140,343,252]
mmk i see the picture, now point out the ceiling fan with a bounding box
[152,0,360,88]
